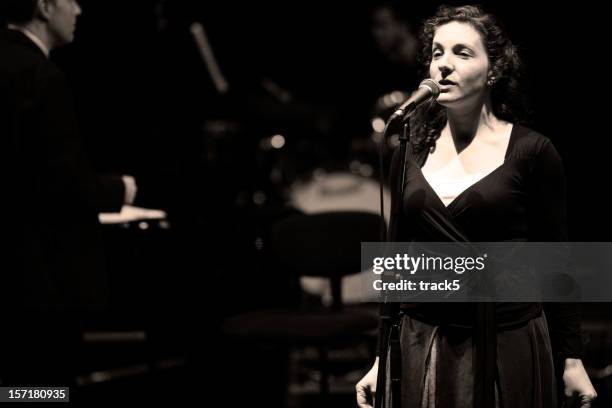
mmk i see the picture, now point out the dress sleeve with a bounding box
[528,138,583,360]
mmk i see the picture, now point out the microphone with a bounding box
[388,79,440,122]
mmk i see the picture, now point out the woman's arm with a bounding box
[563,358,597,407]
[356,357,379,408]
[528,136,596,406]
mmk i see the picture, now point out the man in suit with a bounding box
[0,0,137,385]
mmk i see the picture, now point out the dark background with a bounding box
[46,0,610,239]
[2,0,611,406]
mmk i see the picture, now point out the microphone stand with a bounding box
[375,120,410,408]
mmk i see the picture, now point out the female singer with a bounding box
[356,5,597,408]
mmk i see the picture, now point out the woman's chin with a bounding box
[436,96,459,107]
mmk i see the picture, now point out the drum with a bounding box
[288,169,390,304]
[289,169,390,222]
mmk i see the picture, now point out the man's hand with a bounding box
[121,175,137,205]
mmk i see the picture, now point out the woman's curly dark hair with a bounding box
[410,5,529,155]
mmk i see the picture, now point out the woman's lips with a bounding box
[439,83,455,92]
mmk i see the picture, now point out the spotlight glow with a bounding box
[271,134,285,149]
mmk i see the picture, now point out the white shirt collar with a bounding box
[7,24,50,57]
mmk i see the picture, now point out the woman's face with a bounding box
[429,21,491,109]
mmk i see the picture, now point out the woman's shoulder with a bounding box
[510,124,559,158]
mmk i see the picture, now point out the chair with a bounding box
[220,211,381,397]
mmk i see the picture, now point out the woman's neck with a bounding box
[444,96,501,152]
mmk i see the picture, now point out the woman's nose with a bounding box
[439,66,453,78]
[436,56,453,76]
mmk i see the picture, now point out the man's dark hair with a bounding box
[1,0,39,25]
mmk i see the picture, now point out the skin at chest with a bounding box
[421,122,513,181]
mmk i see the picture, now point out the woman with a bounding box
[356,5,597,408]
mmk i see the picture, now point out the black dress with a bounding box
[383,124,582,408]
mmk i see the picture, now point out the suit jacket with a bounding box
[0,28,125,310]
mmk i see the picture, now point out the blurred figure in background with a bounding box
[370,1,422,97]
[0,0,136,385]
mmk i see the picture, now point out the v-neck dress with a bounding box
[383,124,582,408]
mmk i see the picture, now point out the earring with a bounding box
[487,77,496,86]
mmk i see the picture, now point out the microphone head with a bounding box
[419,79,440,100]
[388,79,441,122]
